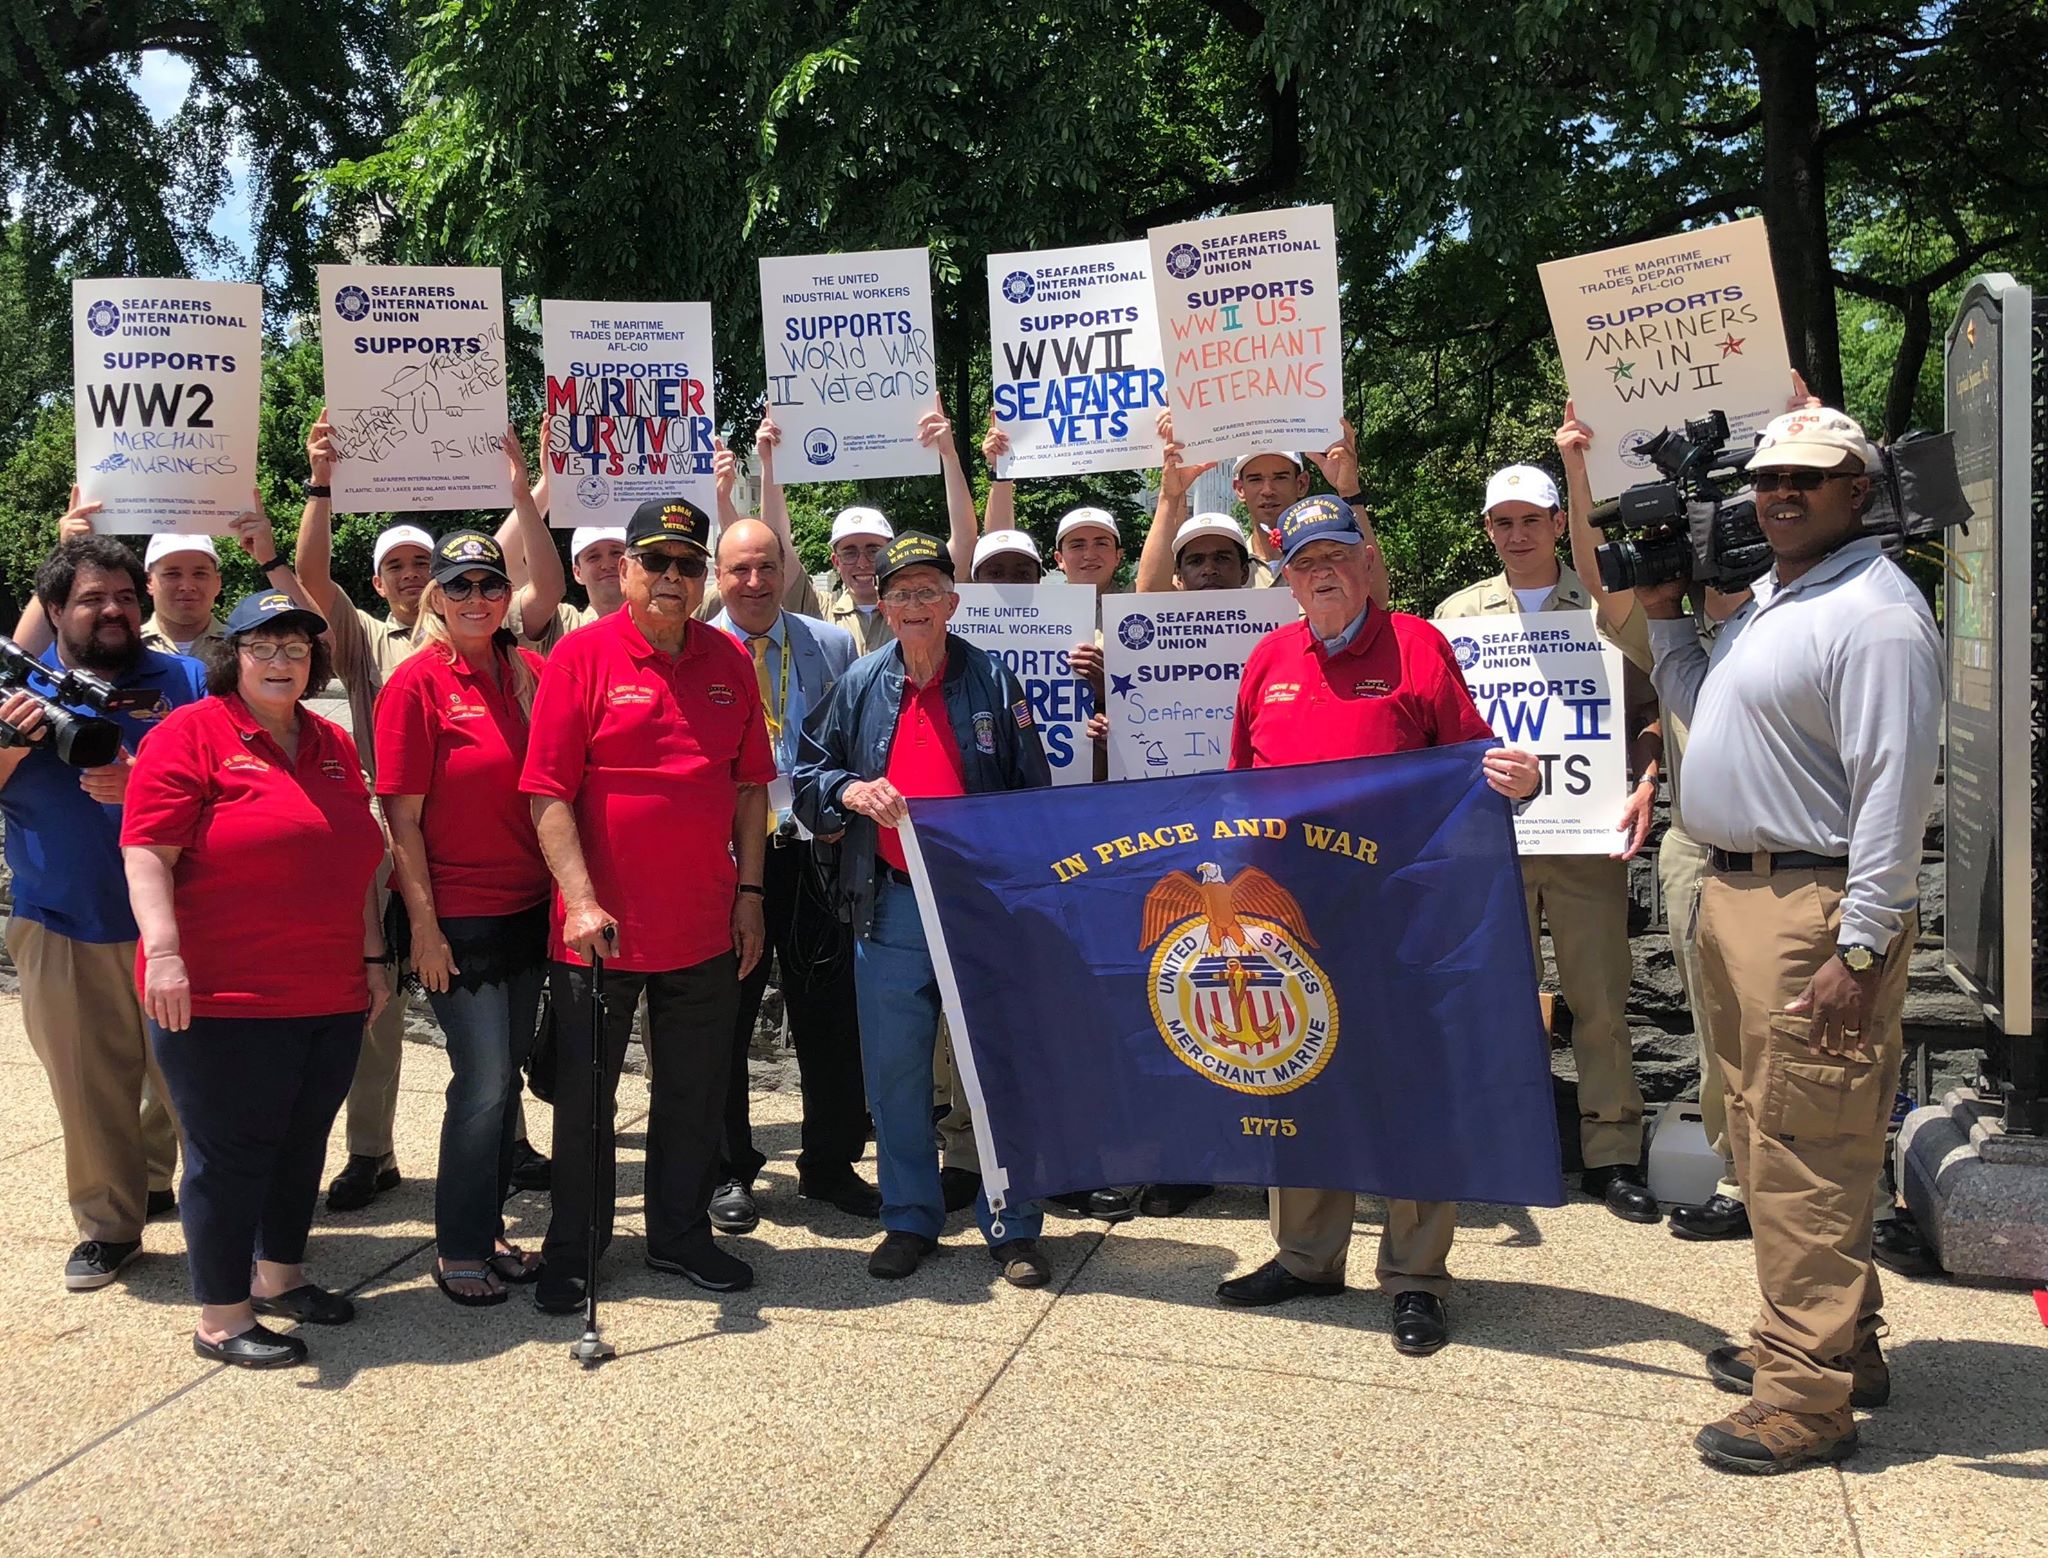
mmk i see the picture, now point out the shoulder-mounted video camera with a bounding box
[0,637,145,767]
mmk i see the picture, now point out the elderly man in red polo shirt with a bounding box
[1216,494,1542,1359]
[521,496,777,1313]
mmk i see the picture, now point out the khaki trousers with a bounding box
[934,1024,978,1174]
[345,869,409,1163]
[1658,822,1740,1201]
[1697,864,1910,1415]
[1270,1189,1455,1297]
[7,917,179,1241]
[1521,854,1643,1169]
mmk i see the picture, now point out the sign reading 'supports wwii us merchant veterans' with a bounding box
[317,264,509,512]
[73,279,263,534]
[1148,204,1343,463]
[542,300,717,522]
[987,240,1166,479]
[759,247,940,483]
[1538,217,1794,501]
[1101,589,1298,780]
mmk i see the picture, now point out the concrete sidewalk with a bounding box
[0,999,2042,1557]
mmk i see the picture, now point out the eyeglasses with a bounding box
[1750,470,1856,494]
[881,586,950,607]
[440,576,511,601]
[240,640,312,663]
[631,550,708,579]
[835,544,885,563]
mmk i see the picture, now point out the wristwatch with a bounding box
[261,556,293,574]
[1838,943,1877,975]
[305,484,332,499]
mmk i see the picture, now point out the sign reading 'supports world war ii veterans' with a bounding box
[758,247,939,483]
[1101,590,1297,780]
[948,584,1097,786]
[73,279,263,534]
[987,240,1166,479]
[1431,614,1627,855]
[1148,204,1342,463]
[1539,217,1793,500]
[542,300,717,522]
[317,264,509,511]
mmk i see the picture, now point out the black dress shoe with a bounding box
[326,1155,400,1212]
[707,1178,759,1235]
[508,1139,552,1194]
[799,1170,883,1218]
[1048,1187,1136,1223]
[869,1230,938,1280]
[1582,1164,1660,1224]
[1391,1290,1449,1356]
[534,1271,585,1315]
[939,1167,982,1214]
[647,1240,754,1293]
[146,1188,178,1220]
[1871,1215,1940,1277]
[1669,1194,1752,1241]
[1138,1183,1214,1217]
[1216,1258,1344,1307]
[195,1320,307,1369]
[251,1283,356,1326]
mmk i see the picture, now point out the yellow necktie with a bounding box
[748,635,782,838]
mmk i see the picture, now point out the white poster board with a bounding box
[1431,613,1628,855]
[317,264,509,511]
[542,300,716,522]
[1539,217,1793,501]
[987,240,1165,478]
[949,583,1097,786]
[1147,204,1342,462]
[1100,589,1296,779]
[72,279,263,534]
[759,248,939,483]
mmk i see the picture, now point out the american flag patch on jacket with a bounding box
[1012,700,1033,729]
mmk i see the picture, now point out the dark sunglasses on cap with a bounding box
[1751,469,1858,493]
[631,550,708,579]
[440,576,512,601]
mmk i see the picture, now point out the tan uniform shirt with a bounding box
[818,580,895,655]
[324,592,421,781]
[1433,563,1653,672]
[515,598,600,657]
[699,569,821,626]
[139,614,225,659]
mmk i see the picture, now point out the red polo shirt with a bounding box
[374,644,550,918]
[122,694,386,1018]
[1230,607,1494,770]
[876,673,967,872]
[520,610,776,973]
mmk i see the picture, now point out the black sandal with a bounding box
[433,1263,508,1307]
[487,1246,543,1286]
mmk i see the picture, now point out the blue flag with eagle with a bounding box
[900,740,1566,1214]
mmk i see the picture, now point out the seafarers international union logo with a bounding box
[1141,863,1337,1096]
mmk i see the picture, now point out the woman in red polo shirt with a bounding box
[375,529,550,1306]
[122,591,388,1370]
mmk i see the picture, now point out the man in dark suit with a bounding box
[705,518,877,1229]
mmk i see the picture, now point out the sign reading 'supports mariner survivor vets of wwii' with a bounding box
[1147,204,1343,463]
[1432,614,1628,855]
[317,264,509,511]
[542,300,717,522]
[1538,217,1794,501]
[986,240,1166,479]
[758,247,940,483]
[948,584,1097,786]
[1101,590,1298,779]
[73,279,263,533]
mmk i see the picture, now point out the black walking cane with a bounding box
[571,932,618,1368]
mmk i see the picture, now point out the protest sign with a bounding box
[949,583,1097,785]
[1539,217,1793,500]
[542,300,716,522]
[986,240,1165,478]
[1148,205,1342,462]
[1430,613,1628,854]
[758,248,939,483]
[317,264,509,511]
[72,279,262,534]
[1101,589,1296,779]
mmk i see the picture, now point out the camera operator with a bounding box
[0,537,207,1290]
[1638,407,1941,1475]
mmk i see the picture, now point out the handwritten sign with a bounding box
[317,264,509,511]
[987,240,1166,478]
[1148,205,1342,462]
[949,583,1096,785]
[72,279,262,534]
[1539,218,1793,501]
[758,247,939,483]
[1101,589,1297,779]
[542,300,716,523]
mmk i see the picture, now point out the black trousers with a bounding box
[721,838,867,1182]
[541,950,739,1271]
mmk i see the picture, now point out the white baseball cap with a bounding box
[143,534,219,569]
[1743,407,1876,474]
[1482,465,1561,514]
[1173,512,1250,556]
[1230,450,1303,479]
[972,528,1043,573]
[568,526,627,563]
[830,507,893,546]
[1054,507,1120,545]
[371,524,435,572]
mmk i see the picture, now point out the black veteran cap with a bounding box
[430,528,510,585]
[626,497,712,556]
[1270,493,1363,565]
[223,589,327,638]
[875,530,955,588]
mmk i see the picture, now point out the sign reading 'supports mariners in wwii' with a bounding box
[1148,205,1342,463]
[73,279,263,534]
[1430,614,1627,855]
[986,240,1166,479]
[1539,217,1793,501]
[317,264,509,511]
[759,248,940,483]
[1101,590,1297,780]
[948,584,1097,785]
[542,300,717,522]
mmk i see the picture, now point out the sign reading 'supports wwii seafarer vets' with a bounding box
[73,279,263,534]
[1539,217,1793,501]
[1148,205,1343,463]
[759,248,940,483]
[317,264,509,511]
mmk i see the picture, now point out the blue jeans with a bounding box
[426,965,544,1262]
[854,880,1040,1245]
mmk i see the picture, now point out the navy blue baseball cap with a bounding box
[223,589,327,638]
[626,497,712,556]
[875,530,955,588]
[1270,494,1364,565]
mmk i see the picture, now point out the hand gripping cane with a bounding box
[571,935,618,1368]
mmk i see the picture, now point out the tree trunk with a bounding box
[1753,18,1844,406]
[1882,289,1934,438]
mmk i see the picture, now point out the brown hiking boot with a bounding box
[1695,1400,1858,1474]
[1706,1335,1889,1409]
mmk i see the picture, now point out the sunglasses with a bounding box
[631,550,708,579]
[241,640,312,663]
[1751,470,1857,494]
[440,576,511,601]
